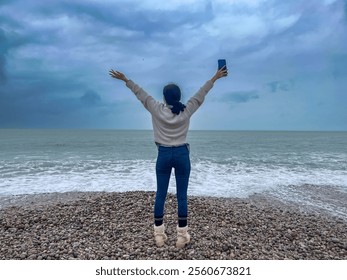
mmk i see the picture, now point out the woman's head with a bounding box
[163,83,181,104]
[163,84,186,115]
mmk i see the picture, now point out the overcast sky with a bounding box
[0,0,346,130]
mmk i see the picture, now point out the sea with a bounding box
[0,129,346,220]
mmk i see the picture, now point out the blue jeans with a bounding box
[154,144,191,227]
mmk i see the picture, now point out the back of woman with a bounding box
[109,65,228,248]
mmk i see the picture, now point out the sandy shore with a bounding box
[0,191,346,260]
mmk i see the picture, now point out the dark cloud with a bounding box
[0,57,5,84]
[0,19,47,85]
[331,54,347,79]
[0,85,125,128]
[267,80,295,93]
[80,90,101,106]
[0,66,104,128]
[231,1,345,60]
[0,28,9,83]
[0,0,346,130]
[221,90,259,104]
[21,0,214,43]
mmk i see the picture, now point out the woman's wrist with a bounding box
[210,76,217,83]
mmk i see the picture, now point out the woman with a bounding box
[109,65,228,248]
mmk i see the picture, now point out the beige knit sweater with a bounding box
[126,80,214,146]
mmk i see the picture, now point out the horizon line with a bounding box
[1,128,346,133]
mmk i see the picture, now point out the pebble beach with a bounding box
[0,191,346,260]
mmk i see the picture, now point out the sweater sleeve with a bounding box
[185,80,214,117]
[126,80,159,114]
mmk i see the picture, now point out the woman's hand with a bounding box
[109,69,129,83]
[210,66,228,83]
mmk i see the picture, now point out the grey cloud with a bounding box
[331,54,347,79]
[31,0,214,38]
[0,85,125,128]
[221,90,259,104]
[0,56,5,84]
[80,90,101,106]
[0,18,56,84]
[0,69,104,128]
[0,27,21,84]
[0,0,346,130]
[0,28,10,83]
[267,80,295,93]
[231,1,345,59]
[0,0,215,78]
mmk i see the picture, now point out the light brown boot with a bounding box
[176,226,190,248]
[154,224,168,247]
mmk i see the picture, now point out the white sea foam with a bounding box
[1,159,346,199]
[188,159,347,197]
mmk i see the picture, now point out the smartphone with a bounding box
[218,59,227,70]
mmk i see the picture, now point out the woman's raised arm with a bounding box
[109,69,129,83]
[210,66,228,84]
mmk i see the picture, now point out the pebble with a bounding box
[0,191,346,260]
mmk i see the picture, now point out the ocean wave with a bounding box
[0,159,346,197]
